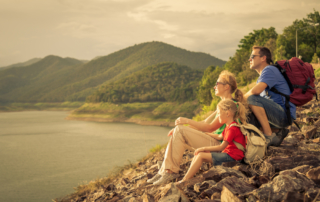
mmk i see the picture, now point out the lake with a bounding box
[0,111,171,202]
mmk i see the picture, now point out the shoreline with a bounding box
[65,116,175,127]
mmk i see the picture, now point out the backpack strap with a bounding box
[269,87,293,126]
[233,140,245,152]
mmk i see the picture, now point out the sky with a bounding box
[0,0,319,67]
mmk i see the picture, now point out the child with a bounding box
[177,99,248,183]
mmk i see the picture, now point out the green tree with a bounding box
[197,66,224,106]
[311,53,319,63]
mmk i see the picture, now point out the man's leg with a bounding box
[247,95,290,146]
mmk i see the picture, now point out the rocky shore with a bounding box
[55,78,320,202]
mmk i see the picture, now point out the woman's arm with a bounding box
[175,115,224,133]
[195,141,228,155]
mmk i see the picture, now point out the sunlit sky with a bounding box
[0,0,319,67]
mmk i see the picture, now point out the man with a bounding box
[245,46,295,147]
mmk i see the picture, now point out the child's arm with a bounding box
[195,141,229,155]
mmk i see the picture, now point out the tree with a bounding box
[311,53,319,64]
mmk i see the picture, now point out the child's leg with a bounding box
[182,152,213,181]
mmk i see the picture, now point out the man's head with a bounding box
[249,46,272,72]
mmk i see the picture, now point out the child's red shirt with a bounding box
[222,121,246,161]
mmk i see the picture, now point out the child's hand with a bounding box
[194,147,208,155]
[167,129,174,137]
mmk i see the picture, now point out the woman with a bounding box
[148,70,245,185]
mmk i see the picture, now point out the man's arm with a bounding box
[244,82,268,99]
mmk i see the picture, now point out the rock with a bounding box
[282,191,305,202]
[194,180,216,193]
[305,187,320,201]
[306,166,320,184]
[199,176,255,199]
[121,178,130,186]
[104,183,116,191]
[202,165,246,182]
[246,175,269,188]
[221,186,242,202]
[262,155,320,176]
[302,125,317,139]
[314,119,320,127]
[313,138,320,143]
[142,193,155,202]
[292,165,313,174]
[176,176,204,189]
[131,173,147,183]
[245,170,315,201]
[157,183,189,202]
[288,125,300,132]
[210,192,221,200]
[283,135,299,145]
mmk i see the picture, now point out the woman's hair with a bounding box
[218,70,244,102]
[217,99,248,125]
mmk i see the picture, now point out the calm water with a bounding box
[0,111,171,202]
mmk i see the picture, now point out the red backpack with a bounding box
[270,57,317,124]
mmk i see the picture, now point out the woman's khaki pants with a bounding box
[158,125,221,175]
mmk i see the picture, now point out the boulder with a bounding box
[142,193,155,202]
[245,170,315,201]
[302,125,317,139]
[221,186,242,202]
[157,183,189,202]
[194,180,216,193]
[306,166,320,184]
[199,176,255,199]
[262,155,320,176]
[202,165,246,182]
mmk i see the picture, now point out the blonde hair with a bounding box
[217,99,248,125]
[218,70,244,103]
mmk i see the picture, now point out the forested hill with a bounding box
[0,41,225,103]
[0,58,42,70]
[86,62,203,103]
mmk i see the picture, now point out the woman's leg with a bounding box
[182,152,213,181]
[159,125,220,175]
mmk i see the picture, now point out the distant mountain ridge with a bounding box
[0,58,42,70]
[0,41,226,103]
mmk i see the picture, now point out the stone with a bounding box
[210,192,221,200]
[306,166,320,184]
[302,125,317,139]
[157,183,189,202]
[262,155,320,176]
[288,125,300,132]
[246,175,269,188]
[292,165,313,174]
[314,119,320,127]
[202,165,246,182]
[142,193,155,202]
[199,176,255,199]
[245,170,315,201]
[104,183,116,191]
[194,180,216,193]
[282,191,305,202]
[313,138,320,143]
[221,186,242,202]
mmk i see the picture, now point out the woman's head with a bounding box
[217,99,248,125]
[214,70,244,102]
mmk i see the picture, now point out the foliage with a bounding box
[277,10,320,62]
[86,62,203,103]
[224,27,277,85]
[311,53,319,63]
[315,68,320,78]
[0,102,84,111]
[197,65,224,106]
[0,41,226,103]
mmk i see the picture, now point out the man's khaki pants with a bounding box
[158,125,221,175]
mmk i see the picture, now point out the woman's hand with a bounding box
[194,147,208,155]
[167,129,174,137]
[175,117,189,126]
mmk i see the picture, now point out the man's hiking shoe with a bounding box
[153,173,180,185]
[147,173,161,183]
[264,128,289,147]
[273,128,289,147]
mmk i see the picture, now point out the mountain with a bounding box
[0,41,226,103]
[0,58,42,70]
[87,62,203,103]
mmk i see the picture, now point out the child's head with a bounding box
[217,99,248,125]
[218,70,245,102]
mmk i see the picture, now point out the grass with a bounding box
[0,102,84,112]
[70,101,200,122]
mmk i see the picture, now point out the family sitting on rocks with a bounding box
[147,46,295,186]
